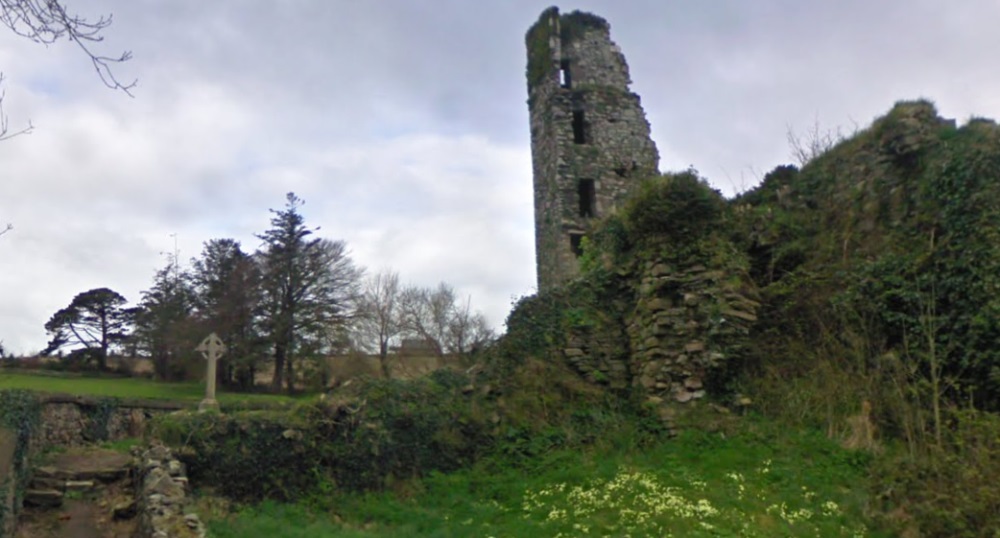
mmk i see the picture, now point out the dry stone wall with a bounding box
[134,442,204,538]
[562,315,631,391]
[526,8,759,424]
[556,258,758,430]
[0,428,19,538]
[628,261,758,408]
[36,395,183,449]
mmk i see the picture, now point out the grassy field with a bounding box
[0,370,302,404]
[203,420,884,538]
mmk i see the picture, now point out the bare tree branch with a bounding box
[353,269,402,376]
[398,282,494,358]
[0,73,33,140]
[786,114,851,167]
[0,0,136,95]
[0,223,11,237]
[0,1,133,140]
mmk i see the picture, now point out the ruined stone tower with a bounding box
[527,7,659,292]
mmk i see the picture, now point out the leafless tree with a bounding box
[0,0,134,92]
[0,73,31,140]
[786,115,858,167]
[353,269,402,377]
[0,0,134,139]
[399,283,454,357]
[398,282,493,358]
[446,295,494,356]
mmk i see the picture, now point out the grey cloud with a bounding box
[4,0,1000,352]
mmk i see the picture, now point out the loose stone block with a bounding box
[685,341,705,353]
[24,488,63,508]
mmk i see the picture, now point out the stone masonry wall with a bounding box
[0,428,18,538]
[562,317,631,391]
[557,257,758,430]
[628,261,759,409]
[527,7,659,292]
[134,442,204,538]
[37,395,183,449]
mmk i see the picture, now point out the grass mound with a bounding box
[202,417,880,537]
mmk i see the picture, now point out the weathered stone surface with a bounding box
[185,513,202,529]
[30,477,64,490]
[113,498,138,520]
[528,7,660,291]
[645,298,671,312]
[79,467,130,483]
[685,341,705,353]
[64,480,95,491]
[523,9,760,435]
[720,308,758,322]
[23,488,63,508]
[36,397,180,449]
[135,442,205,538]
[674,391,694,403]
[684,377,704,390]
[33,466,59,478]
[625,259,759,424]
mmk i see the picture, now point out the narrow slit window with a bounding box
[572,110,588,144]
[559,60,572,88]
[569,233,585,258]
[578,179,596,218]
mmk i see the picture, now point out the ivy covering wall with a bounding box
[0,390,41,536]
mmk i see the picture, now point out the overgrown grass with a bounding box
[204,417,884,537]
[100,437,143,453]
[0,371,301,404]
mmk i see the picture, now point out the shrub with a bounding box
[0,390,41,531]
[872,409,1000,537]
[621,171,726,252]
[153,374,491,501]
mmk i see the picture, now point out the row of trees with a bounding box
[41,193,493,392]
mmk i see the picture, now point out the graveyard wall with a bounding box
[0,428,18,538]
[134,442,204,538]
[36,395,185,449]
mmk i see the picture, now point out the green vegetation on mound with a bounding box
[203,417,879,538]
[34,99,1000,537]
[733,100,1000,536]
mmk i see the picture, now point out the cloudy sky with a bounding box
[1,0,998,354]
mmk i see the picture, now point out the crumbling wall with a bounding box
[36,395,182,449]
[134,442,204,538]
[0,428,18,538]
[628,261,758,415]
[527,7,659,292]
[0,391,40,538]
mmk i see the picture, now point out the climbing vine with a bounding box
[82,397,121,442]
[0,390,41,533]
[525,7,557,89]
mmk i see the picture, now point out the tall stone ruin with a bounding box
[526,7,659,292]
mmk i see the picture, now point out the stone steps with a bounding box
[22,453,132,509]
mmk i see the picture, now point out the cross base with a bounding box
[198,398,220,412]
